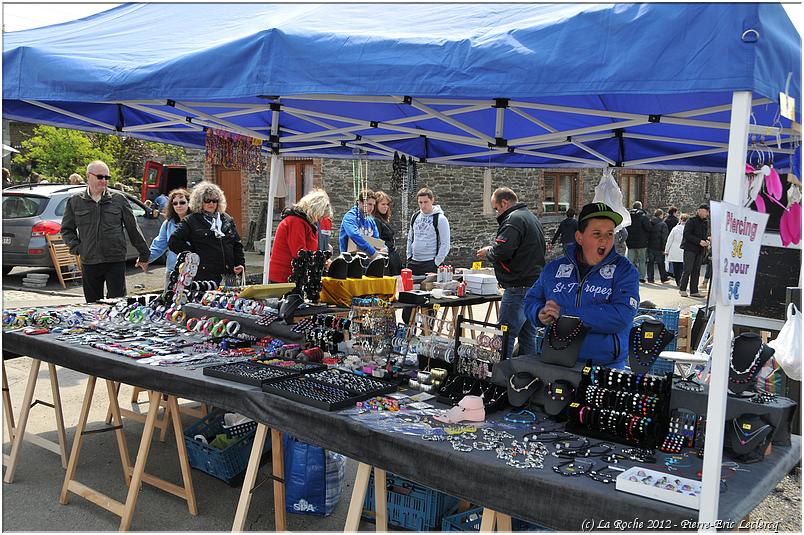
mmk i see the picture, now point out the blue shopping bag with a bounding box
[283,435,345,517]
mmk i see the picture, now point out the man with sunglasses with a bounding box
[61,160,151,302]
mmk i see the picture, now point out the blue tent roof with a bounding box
[3,2,801,170]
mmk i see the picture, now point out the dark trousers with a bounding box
[646,248,668,282]
[81,261,127,303]
[670,262,683,285]
[679,250,704,293]
[402,259,438,324]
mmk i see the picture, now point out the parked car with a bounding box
[2,184,164,275]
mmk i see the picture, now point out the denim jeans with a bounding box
[498,286,539,357]
[627,247,647,280]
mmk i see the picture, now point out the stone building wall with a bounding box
[188,147,722,263]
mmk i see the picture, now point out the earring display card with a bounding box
[262,375,398,411]
[203,361,301,387]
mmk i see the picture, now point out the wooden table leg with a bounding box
[59,375,97,503]
[232,423,269,531]
[271,428,286,532]
[479,508,497,532]
[167,395,197,516]
[48,363,69,469]
[3,358,41,483]
[374,468,388,532]
[496,512,512,531]
[344,462,372,531]
[2,360,16,443]
[105,379,133,487]
[119,389,162,531]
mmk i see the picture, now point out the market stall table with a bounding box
[395,293,502,336]
[3,329,800,532]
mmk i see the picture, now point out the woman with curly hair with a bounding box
[169,181,245,284]
[147,188,192,287]
[269,189,332,283]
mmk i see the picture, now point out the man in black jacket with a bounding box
[625,201,652,282]
[476,188,546,356]
[679,204,710,297]
[647,208,670,283]
[61,160,150,302]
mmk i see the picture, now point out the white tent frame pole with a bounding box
[124,103,206,131]
[624,147,726,167]
[262,107,282,284]
[698,90,751,531]
[172,101,270,140]
[406,97,496,144]
[123,108,260,132]
[510,107,615,165]
[495,107,505,138]
[24,100,116,130]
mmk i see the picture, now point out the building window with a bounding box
[542,172,577,214]
[278,160,315,211]
[618,173,646,207]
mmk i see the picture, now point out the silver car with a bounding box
[2,184,164,275]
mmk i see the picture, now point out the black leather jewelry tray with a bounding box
[305,368,400,396]
[262,375,398,411]
[257,358,327,374]
[203,361,302,388]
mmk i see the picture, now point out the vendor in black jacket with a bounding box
[477,187,546,357]
[625,201,653,282]
[169,181,245,285]
[678,203,710,297]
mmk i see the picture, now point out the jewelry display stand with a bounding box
[539,315,588,367]
[728,332,774,395]
[435,315,509,411]
[566,364,673,449]
[628,319,675,374]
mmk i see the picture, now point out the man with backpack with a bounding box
[406,187,451,275]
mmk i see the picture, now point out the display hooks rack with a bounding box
[414,311,455,372]
[453,315,510,380]
[566,364,673,449]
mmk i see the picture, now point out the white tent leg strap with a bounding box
[262,153,281,284]
[697,90,752,531]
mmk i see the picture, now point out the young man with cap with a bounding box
[476,187,546,357]
[679,203,711,297]
[524,202,640,367]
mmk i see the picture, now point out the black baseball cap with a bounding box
[698,203,710,210]
[578,202,623,226]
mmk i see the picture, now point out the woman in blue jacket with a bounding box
[148,188,192,288]
[524,203,640,367]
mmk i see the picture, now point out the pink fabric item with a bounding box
[766,166,783,200]
[745,163,755,175]
[754,193,766,213]
[780,202,801,246]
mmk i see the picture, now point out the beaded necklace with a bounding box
[547,317,584,350]
[631,324,667,366]
[728,338,764,384]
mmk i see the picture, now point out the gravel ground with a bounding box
[750,467,802,532]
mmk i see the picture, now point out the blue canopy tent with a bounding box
[3,3,801,528]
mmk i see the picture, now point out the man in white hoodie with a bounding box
[406,187,451,275]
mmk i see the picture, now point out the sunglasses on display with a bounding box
[203,198,219,204]
[172,201,188,206]
[89,172,112,180]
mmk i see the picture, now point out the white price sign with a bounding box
[710,201,769,305]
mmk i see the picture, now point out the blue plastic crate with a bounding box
[635,307,680,375]
[183,411,258,485]
[442,506,550,532]
[363,472,460,531]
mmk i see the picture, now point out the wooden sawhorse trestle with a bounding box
[344,462,512,532]
[59,377,197,531]
[3,358,69,482]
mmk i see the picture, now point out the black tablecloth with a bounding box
[393,293,502,310]
[2,330,799,530]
